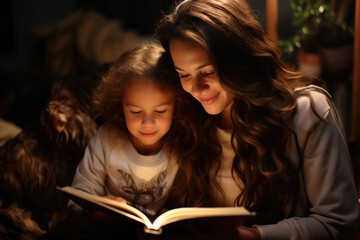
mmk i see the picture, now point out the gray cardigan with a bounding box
[216,85,358,239]
[257,85,359,239]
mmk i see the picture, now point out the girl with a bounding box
[71,43,199,217]
[156,0,359,239]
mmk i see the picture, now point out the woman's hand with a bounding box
[166,218,262,240]
[237,226,261,240]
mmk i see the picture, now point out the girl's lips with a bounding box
[199,93,220,105]
[140,131,158,137]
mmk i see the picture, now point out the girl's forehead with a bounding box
[124,77,174,92]
[123,81,174,104]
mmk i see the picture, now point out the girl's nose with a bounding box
[141,114,155,125]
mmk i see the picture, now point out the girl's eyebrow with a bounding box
[154,103,173,108]
[174,63,211,71]
[125,103,173,107]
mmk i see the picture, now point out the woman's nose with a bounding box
[191,76,209,95]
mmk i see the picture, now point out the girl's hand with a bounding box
[103,195,127,204]
[87,195,127,221]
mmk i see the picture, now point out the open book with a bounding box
[58,186,255,235]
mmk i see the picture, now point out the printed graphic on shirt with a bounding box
[118,169,167,206]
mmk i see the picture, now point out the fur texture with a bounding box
[0,74,99,231]
[0,203,45,240]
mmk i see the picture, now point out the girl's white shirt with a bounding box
[71,126,178,216]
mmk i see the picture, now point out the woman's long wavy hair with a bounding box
[156,0,321,220]
[93,43,200,166]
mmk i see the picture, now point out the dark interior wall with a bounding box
[0,0,176,127]
[0,0,78,127]
[0,0,294,128]
[0,0,75,71]
[0,0,175,72]
[0,0,294,72]
[249,0,295,40]
[73,0,175,35]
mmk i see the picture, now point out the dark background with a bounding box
[0,0,294,129]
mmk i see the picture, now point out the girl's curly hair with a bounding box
[94,42,201,171]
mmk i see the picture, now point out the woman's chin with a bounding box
[202,106,222,115]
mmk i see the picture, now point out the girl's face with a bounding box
[169,39,233,116]
[122,81,174,155]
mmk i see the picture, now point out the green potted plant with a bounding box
[280,0,355,76]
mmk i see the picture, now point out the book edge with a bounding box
[57,186,153,228]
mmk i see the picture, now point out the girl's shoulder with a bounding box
[92,125,110,142]
[92,125,129,149]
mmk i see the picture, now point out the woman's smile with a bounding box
[199,93,220,105]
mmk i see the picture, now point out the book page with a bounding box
[152,207,252,230]
[58,186,254,232]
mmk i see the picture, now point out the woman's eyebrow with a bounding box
[174,63,211,71]
[174,66,185,71]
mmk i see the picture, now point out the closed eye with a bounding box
[202,71,215,76]
[178,73,190,79]
[130,110,141,114]
[155,110,167,114]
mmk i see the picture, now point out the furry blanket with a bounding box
[0,74,99,236]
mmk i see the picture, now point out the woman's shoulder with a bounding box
[292,85,333,130]
[295,85,332,115]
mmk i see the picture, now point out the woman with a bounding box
[155,0,359,239]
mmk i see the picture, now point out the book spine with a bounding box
[143,226,163,235]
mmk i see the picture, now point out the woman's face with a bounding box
[169,39,233,115]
